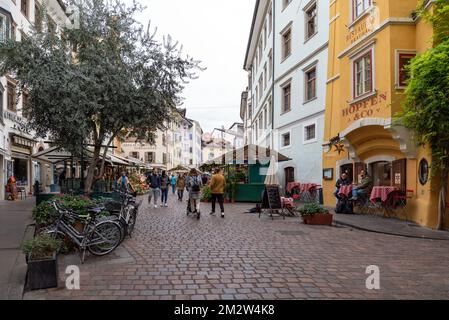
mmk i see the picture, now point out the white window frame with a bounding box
[281,131,292,149]
[350,45,375,101]
[351,0,372,23]
[395,49,417,89]
[0,12,11,43]
[303,120,318,144]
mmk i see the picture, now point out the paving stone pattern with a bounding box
[24,196,449,300]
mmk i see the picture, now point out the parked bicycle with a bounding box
[44,201,123,263]
[105,190,142,242]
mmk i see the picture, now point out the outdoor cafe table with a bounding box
[370,186,399,204]
[286,182,301,194]
[338,185,353,198]
[300,183,319,202]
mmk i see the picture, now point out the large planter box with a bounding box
[302,213,333,226]
[26,252,58,290]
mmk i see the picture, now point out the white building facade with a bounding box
[1,0,67,199]
[243,0,329,188]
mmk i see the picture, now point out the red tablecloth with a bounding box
[370,186,399,203]
[286,182,301,193]
[300,183,318,193]
[338,185,353,197]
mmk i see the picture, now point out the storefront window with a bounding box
[370,161,391,186]
[13,158,28,186]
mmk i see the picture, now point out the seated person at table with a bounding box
[333,172,351,199]
[350,170,373,201]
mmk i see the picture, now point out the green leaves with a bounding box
[0,0,202,191]
[298,203,330,217]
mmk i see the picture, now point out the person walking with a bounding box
[209,168,226,218]
[170,174,177,195]
[176,174,186,201]
[146,169,161,208]
[187,168,203,219]
[160,171,170,207]
[117,171,130,192]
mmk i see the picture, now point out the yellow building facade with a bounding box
[323,0,448,229]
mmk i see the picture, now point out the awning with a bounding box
[206,144,291,165]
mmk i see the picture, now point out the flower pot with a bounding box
[302,213,333,226]
[26,252,58,290]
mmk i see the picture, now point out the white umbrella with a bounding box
[264,156,280,185]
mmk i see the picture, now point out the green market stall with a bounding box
[204,145,291,203]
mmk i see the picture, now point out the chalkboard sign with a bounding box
[265,185,282,210]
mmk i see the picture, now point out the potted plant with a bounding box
[32,202,59,234]
[22,234,62,290]
[201,185,212,203]
[299,203,333,226]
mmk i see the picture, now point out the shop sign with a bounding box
[342,92,387,122]
[395,173,401,185]
[3,110,31,134]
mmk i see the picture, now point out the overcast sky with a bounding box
[124,0,256,133]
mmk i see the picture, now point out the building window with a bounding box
[259,39,263,63]
[264,64,267,89]
[255,86,258,106]
[0,13,11,43]
[35,4,42,32]
[397,52,416,87]
[263,23,267,48]
[264,107,267,129]
[268,98,272,125]
[268,50,273,79]
[305,2,317,40]
[145,152,155,163]
[353,51,373,98]
[352,0,371,20]
[22,91,29,110]
[162,133,166,146]
[21,0,28,18]
[163,153,167,165]
[305,66,317,101]
[268,5,273,35]
[304,123,317,143]
[129,151,140,159]
[282,27,292,60]
[282,82,291,113]
[282,132,291,147]
[258,76,263,99]
[283,0,292,10]
[7,82,16,112]
[258,114,263,130]
[189,147,193,154]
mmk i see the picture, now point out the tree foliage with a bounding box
[397,1,449,229]
[0,0,202,192]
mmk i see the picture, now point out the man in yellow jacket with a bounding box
[209,168,226,218]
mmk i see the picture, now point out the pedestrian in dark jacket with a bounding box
[146,169,161,208]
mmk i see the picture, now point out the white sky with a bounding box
[125,0,256,133]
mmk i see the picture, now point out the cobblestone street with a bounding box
[24,195,449,300]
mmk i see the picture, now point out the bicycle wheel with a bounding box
[108,214,127,243]
[87,220,122,256]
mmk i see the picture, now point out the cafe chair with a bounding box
[392,189,414,222]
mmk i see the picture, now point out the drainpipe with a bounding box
[271,0,276,150]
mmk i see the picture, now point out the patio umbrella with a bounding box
[264,156,280,185]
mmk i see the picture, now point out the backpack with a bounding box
[161,177,168,189]
[190,176,200,192]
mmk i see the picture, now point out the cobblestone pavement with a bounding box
[24,195,449,300]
